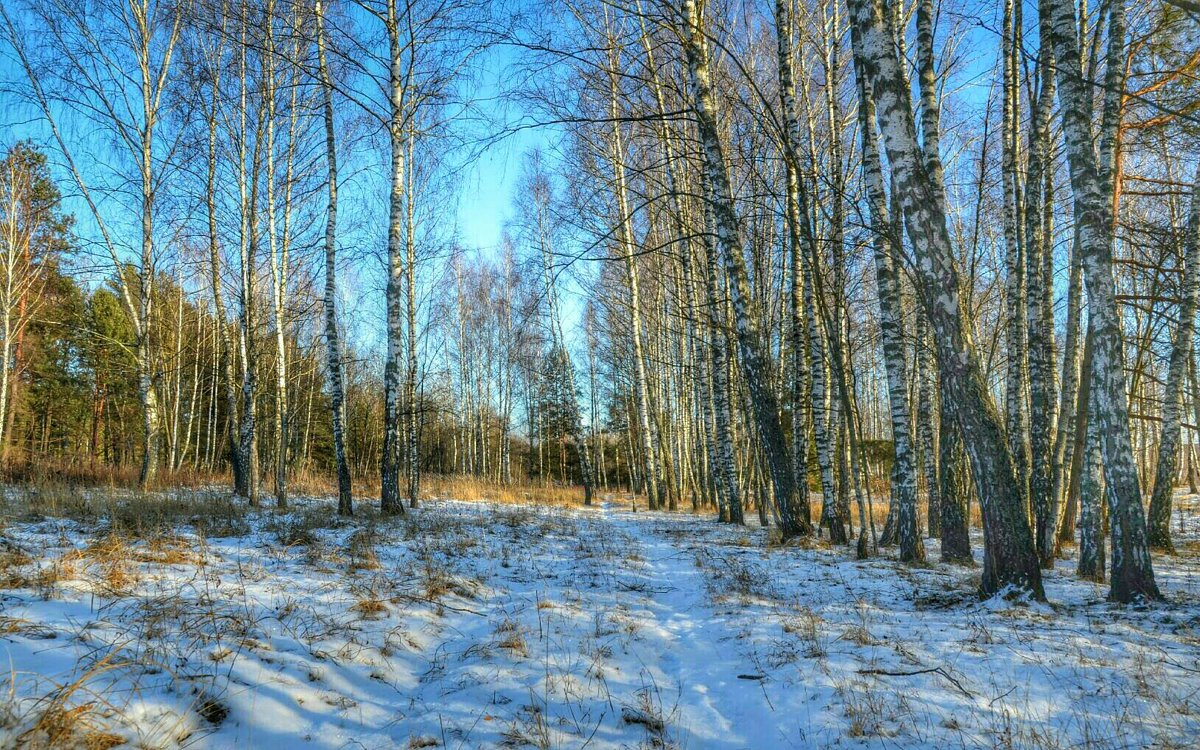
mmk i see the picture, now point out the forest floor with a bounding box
[1,488,1200,749]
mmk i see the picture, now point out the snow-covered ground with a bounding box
[2,491,1199,749]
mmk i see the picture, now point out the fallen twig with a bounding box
[857,666,975,699]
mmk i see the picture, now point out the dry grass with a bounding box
[789,493,984,538]
[620,682,678,750]
[499,696,551,749]
[0,539,32,588]
[494,617,528,656]
[279,468,596,511]
[4,654,132,750]
[1,482,249,540]
[0,615,56,639]
[139,533,204,565]
[0,457,224,493]
[423,475,593,508]
[346,527,382,571]
[352,595,389,620]
[782,607,828,658]
[281,465,377,499]
[63,534,139,595]
[838,678,893,739]
[13,703,127,750]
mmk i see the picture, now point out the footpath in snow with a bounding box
[1,491,1199,748]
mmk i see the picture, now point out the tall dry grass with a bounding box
[280,468,602,510]
[0,457,984,538]
[0,459,226,491]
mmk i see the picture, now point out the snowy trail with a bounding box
[592,508,789,749]
[387,502,803,749]
[2,495,1200,749]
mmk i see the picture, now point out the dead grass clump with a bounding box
[416,556,477,601]
[0,615,57,640]
[697,550,773,604]
[64,534,138,595]
[31,558,76,598]
[494,618,528,656]
[270,516,321,548]
[14,483,98,523]
[0,539,33,588]
[0,457,222,492]
[500,700,551,749]
[302,539,343,569]
[621,686,676,749]
[12,703,126,750]
[766,531,830,551]
[841,624,876,646]
[103,491,244,540]
[421,565,454,599]
[8,654,132,750]
[840,601,879,646]
[283,465,391,500]
[838,679,892,739]
[3,482,251,539]
[138,533,203,565]
[347,528,381,571]
[71,533,128,564]
[495,507,536,530]
[98,562,136,595]
[1,568,31,590]
[782,607,827,658]
[352,595,389,620]
[727,560,761,596]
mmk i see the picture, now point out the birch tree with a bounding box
[6,0,184,487]
[315,0,353,515]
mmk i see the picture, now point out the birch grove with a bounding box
[0,0,1197,606]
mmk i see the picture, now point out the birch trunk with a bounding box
[916,319,940,538]
[939,389,973,564]
[856,38,922,561]
[0,163,18,453]
[380,3,406,515]
[1025,8,1059,565]
[1078,382,1106,581]
[701,193,742,524]
[2,0,179,487]
[316,0,353,516]
[404,127,420,509]
[607,46,660,511]
[1001,0,1030,505]
[1054,230,1084,545]
[237,10,263,505]
[263,0,289,508]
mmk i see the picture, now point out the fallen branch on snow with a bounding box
[857,666,975,699]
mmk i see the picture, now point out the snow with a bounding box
[2,490,1199,749]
